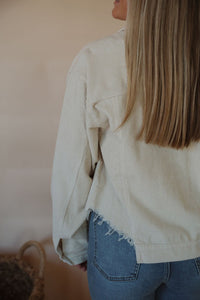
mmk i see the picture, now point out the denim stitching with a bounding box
[92,211,141,281]
[163,263,171,282]
[93,212,98,268]
[93,261,140,281]
[194,257,200,275]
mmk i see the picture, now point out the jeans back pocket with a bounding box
[92,212,140,281]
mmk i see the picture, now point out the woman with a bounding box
[51,0,200,299]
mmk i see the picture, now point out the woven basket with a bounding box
[0,240,46,300]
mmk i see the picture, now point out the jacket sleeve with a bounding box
[51,50,94,265]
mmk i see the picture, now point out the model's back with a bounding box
[51,1,200,299]
[80,27,200,264]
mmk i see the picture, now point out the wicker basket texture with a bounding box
[0,240,46,300]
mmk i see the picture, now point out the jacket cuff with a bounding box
[56,238,88,266]
[59,250,88,266]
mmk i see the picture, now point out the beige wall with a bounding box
[0,0,124,299]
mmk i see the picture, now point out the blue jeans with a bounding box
[87,211,200,300]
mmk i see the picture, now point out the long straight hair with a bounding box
[122,0,200,149]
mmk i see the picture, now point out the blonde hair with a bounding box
[122,0,200,149]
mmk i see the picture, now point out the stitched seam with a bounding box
[194,258,200,275]
[61,142,91,229]
[92,212,140,281]
[87,92,127,104]
[135,240,200,246]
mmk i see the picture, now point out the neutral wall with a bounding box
[0,0,124,299]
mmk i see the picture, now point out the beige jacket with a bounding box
[51,28,200,265]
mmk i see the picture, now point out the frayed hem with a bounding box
[91,209,135,247]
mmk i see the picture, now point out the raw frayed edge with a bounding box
[91,209,135,247]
